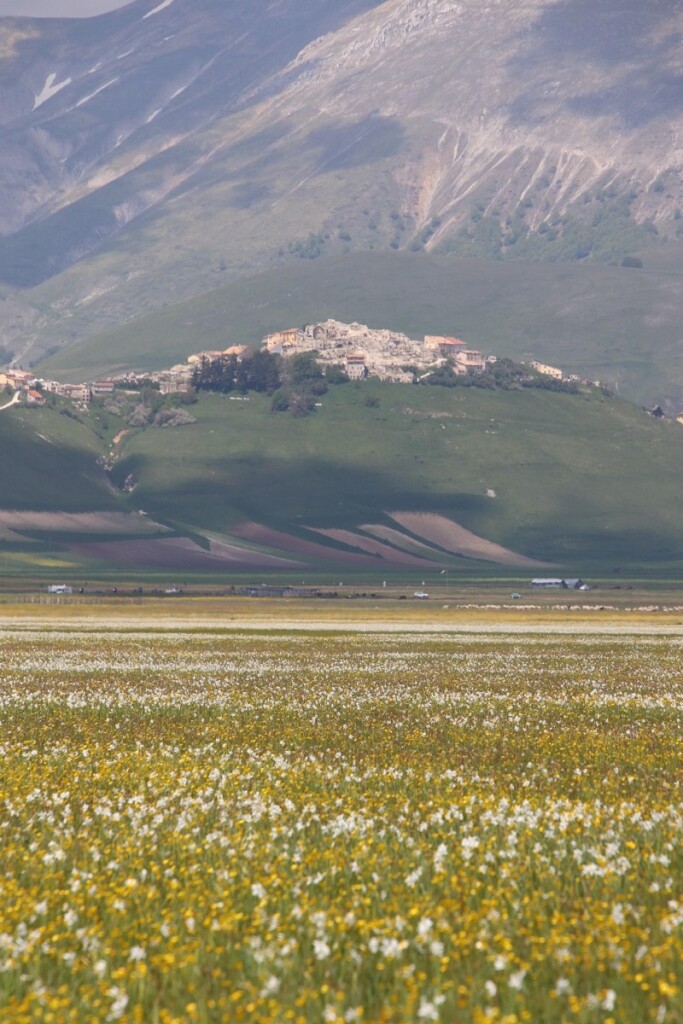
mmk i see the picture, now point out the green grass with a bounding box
[42,248,683,406]
[7,381,683,574]
[0,404,118,512]
[110,382,683,569]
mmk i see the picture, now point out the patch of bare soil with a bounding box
[388,512,554,568]
[232,523,379,566]
[312,528,442,567]
[361,524,457,562]
[207,538,303,568]
[66,536,301,570]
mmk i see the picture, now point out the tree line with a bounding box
[191,350,349,416]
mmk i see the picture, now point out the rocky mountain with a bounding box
[0,0,682,369]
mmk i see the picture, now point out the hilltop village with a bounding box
[0,319,587,407]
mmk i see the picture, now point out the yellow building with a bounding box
[424,335,466,352]
[455,349,485,371]
[530,360,564,380]
[263,328,302,351]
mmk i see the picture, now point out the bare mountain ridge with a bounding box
[0,0,682,366]
[0,0,384,252]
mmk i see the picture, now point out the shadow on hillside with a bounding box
[514,525,683,566]
[507,0,683,127]
[306,115,404,172]
[523,0,680,65]
[567,72,683,128]
[114,452,489,533]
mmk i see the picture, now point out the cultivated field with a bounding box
[0,614,682,1023]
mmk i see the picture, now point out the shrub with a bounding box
[270,390,291,413]
[153,408,196,428]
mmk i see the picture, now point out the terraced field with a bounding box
[0,619,681,1022]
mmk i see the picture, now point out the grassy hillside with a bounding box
[42,250,683,407]
[110,382,683,569]
[5,380,683,574]
[0,403,117,512]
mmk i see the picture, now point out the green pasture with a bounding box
[111,383,683,568]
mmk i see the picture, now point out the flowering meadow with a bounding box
[0,625,682,1024]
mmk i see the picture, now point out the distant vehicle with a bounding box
[414,591,429,599]
[510,593,522,599]
[47,585,73,595]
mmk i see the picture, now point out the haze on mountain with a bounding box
[0,2,132,16]
[0,0,682,400]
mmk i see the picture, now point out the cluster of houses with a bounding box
[260,321,498,382]
[0,368,123,407]
[1,319,602,408]
[0,368,50,406]
[0,363,194,409]
[257,322,602,387]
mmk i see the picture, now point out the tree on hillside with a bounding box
[235,350,283,394]
[287,351,326,392]
[192,351,283,395]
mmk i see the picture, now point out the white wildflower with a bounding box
[509,969,527,990]
[602,990,616,1012]
[417,997,443,1020]
[461,836,479,861]
[405,866,422,888]
[313,938,331,960]
[107,987,128,1021]
[259,976,280,997]
[433,843,448,872]
[611,904,625,926]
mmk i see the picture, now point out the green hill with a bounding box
[4,381,683,575]
[110,382,683,570]
[42,250,683,407]
[0,403,116,512]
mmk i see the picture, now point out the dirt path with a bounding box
[0,391,20,412]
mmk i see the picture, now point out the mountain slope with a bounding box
[0,0,682,369]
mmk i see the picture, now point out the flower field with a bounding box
[0,625,682,1023]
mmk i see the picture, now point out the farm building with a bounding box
[532,578,586,589]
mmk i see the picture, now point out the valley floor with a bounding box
[0,611,681,1023]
